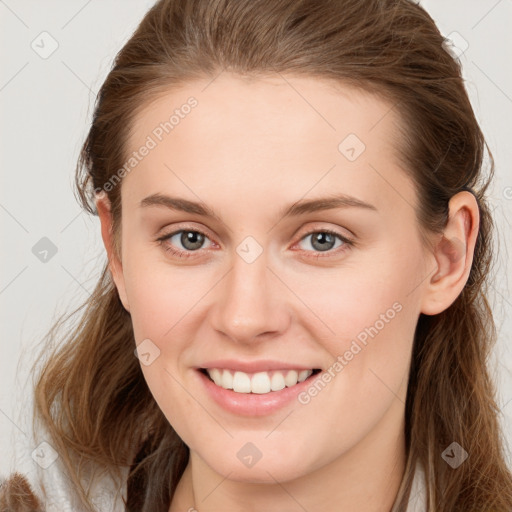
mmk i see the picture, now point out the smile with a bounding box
[201,368,322,394]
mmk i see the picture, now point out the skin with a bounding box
[96,73,479,512]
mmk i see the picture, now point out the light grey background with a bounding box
[1,0,511,476]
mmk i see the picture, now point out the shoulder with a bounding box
[0,472,45,511]
[405,459,427,512]
[3,418,129,512]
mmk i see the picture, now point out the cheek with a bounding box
[294,243,423,404]
[122,248,202,341]
[294,242,423,344]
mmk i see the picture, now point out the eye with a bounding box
[294,229,353,258]
[156,228,213,259]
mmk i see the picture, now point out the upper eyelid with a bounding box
[157,225,216,245]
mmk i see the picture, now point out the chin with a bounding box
[200,451,312,484]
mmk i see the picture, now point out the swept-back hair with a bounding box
[18,0,512,510]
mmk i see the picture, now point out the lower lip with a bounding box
[196,369,321,416]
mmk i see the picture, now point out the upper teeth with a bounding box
[205,368,314,394]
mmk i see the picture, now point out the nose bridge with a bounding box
[212,241,288,343]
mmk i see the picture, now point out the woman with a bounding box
[2,0,511,511]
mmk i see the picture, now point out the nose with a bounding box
[210,247,290,345]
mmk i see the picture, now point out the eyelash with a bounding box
[156,226,354,260]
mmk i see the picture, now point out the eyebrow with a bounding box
[139,192,377,221]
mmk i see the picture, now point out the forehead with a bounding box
[121,72,415,219]
[127,72,402,153]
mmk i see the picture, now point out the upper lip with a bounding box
[197,359,321,373]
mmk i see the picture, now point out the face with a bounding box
[100,73,435,483]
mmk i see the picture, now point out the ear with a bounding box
[95,193,130,313]
[420,191,480,316]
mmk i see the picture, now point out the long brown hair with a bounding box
[23,0,512,510]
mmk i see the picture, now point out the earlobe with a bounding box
[420,191,479,315]
[95,193,131,313]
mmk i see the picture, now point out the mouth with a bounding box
[199,368,322,394]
